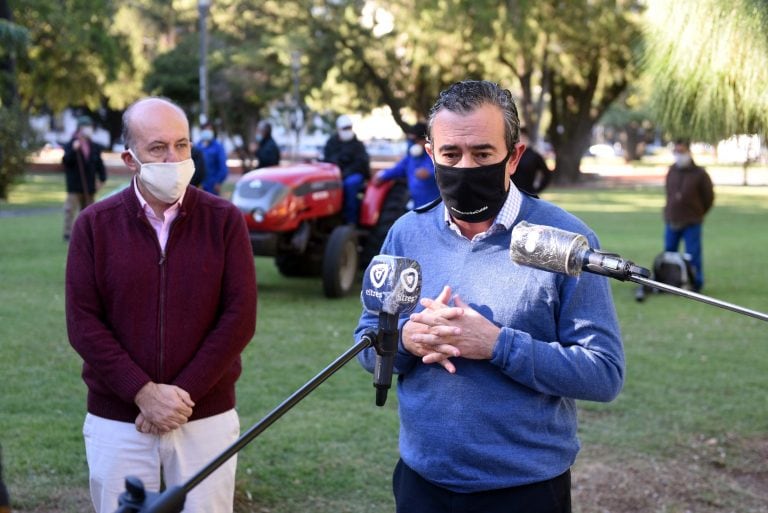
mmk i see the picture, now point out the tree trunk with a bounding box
[552,133,592,184]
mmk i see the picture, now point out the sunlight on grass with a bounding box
[4,174,66,207]
[3,173,130,209]
[546,188,666,213]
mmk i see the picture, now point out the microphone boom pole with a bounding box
[510,221,768,324]
[628,273,768,323]
[116,330,378,513]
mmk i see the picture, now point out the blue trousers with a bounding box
[393,459,571,513]
[664,223,704,290]
[342,173,364,224]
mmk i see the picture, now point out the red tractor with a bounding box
[231,161,410,297]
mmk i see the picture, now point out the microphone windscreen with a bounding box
[510,221,588,277]
[362,255,422,315]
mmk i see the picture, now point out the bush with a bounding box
[0,105,38,200]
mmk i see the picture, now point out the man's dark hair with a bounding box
[257,120,272,138]
[427,80,521,153]
[674,138,691,149]
[408,122,428,140]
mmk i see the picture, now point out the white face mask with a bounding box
[79,126,94,138]
[673,153,691,167]
[339,128,355,142]
[130,150,195,204]
[409,143,424,158]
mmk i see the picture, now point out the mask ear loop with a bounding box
[127,149,144,167]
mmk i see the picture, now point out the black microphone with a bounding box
[509,221,650,280]
[361,255,422,406]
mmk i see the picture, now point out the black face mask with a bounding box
[434,153,511,222]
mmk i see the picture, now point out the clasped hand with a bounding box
[134,382,195,435]
[402,285,500,374]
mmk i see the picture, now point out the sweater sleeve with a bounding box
[378,156,409,182]
[216,144,229,183]
[489,236,624,403]
[171,206,257,401]
[66,216,153,404]
[700,170,715,213]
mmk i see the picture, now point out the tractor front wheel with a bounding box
[322,225,359,298]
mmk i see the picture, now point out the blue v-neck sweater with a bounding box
[356,193,624,493]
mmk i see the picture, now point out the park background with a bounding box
[2,1,768,512]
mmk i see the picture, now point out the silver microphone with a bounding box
[510,221,649,280]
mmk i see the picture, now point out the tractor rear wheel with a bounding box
[322,225,359,298]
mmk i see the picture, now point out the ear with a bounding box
[425,141,434,160]
[121,150,140,173]
[507,141,526,176]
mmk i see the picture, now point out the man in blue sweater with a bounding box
[355,80,624,513]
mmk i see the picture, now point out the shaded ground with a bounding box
[573,436,768,513]
[18,437,765,513]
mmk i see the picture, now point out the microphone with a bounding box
[509,221,650,280]
[361,255,422,406]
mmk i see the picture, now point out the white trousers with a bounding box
[83,410,240,513]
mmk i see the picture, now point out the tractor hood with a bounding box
[231,162,344,231]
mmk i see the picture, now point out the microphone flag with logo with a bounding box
[361,255,422,406]
[362,255,421,315]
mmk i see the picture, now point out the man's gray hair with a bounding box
[121,96,188,150]
[426,80,521,153]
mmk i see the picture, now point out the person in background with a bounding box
[61,115,106,241]
[323,114,370,224]
[512,126,552,195]
[372,122,439,209]
[195,122,229,195]
[663,138,715,292]
[190,145,207,188]
[254,120,280,168]
[355,80,624,513]
[66,97,257,513]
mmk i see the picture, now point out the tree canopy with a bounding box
[643,0,768,143]
[3,0,768,197]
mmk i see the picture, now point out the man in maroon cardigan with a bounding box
[65,97,257,513]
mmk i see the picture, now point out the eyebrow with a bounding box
[148,138,191,146]
[437,142,497,152]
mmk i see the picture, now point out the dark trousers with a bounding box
[393,459,571,513]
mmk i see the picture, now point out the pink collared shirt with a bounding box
[133,178,185,252]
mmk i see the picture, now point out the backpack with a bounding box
[635,251,696,302]
[653,251,696,290]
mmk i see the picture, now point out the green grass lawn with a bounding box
[1,174,767,512]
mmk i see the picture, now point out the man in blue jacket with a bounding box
[195,122,229,195]
[355,80,624,513]
[372,122,439,209]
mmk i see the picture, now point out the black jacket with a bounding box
[512,148,551,194]
[255,136,281,168]
[323,135,370,179]
[62,138,107,194]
